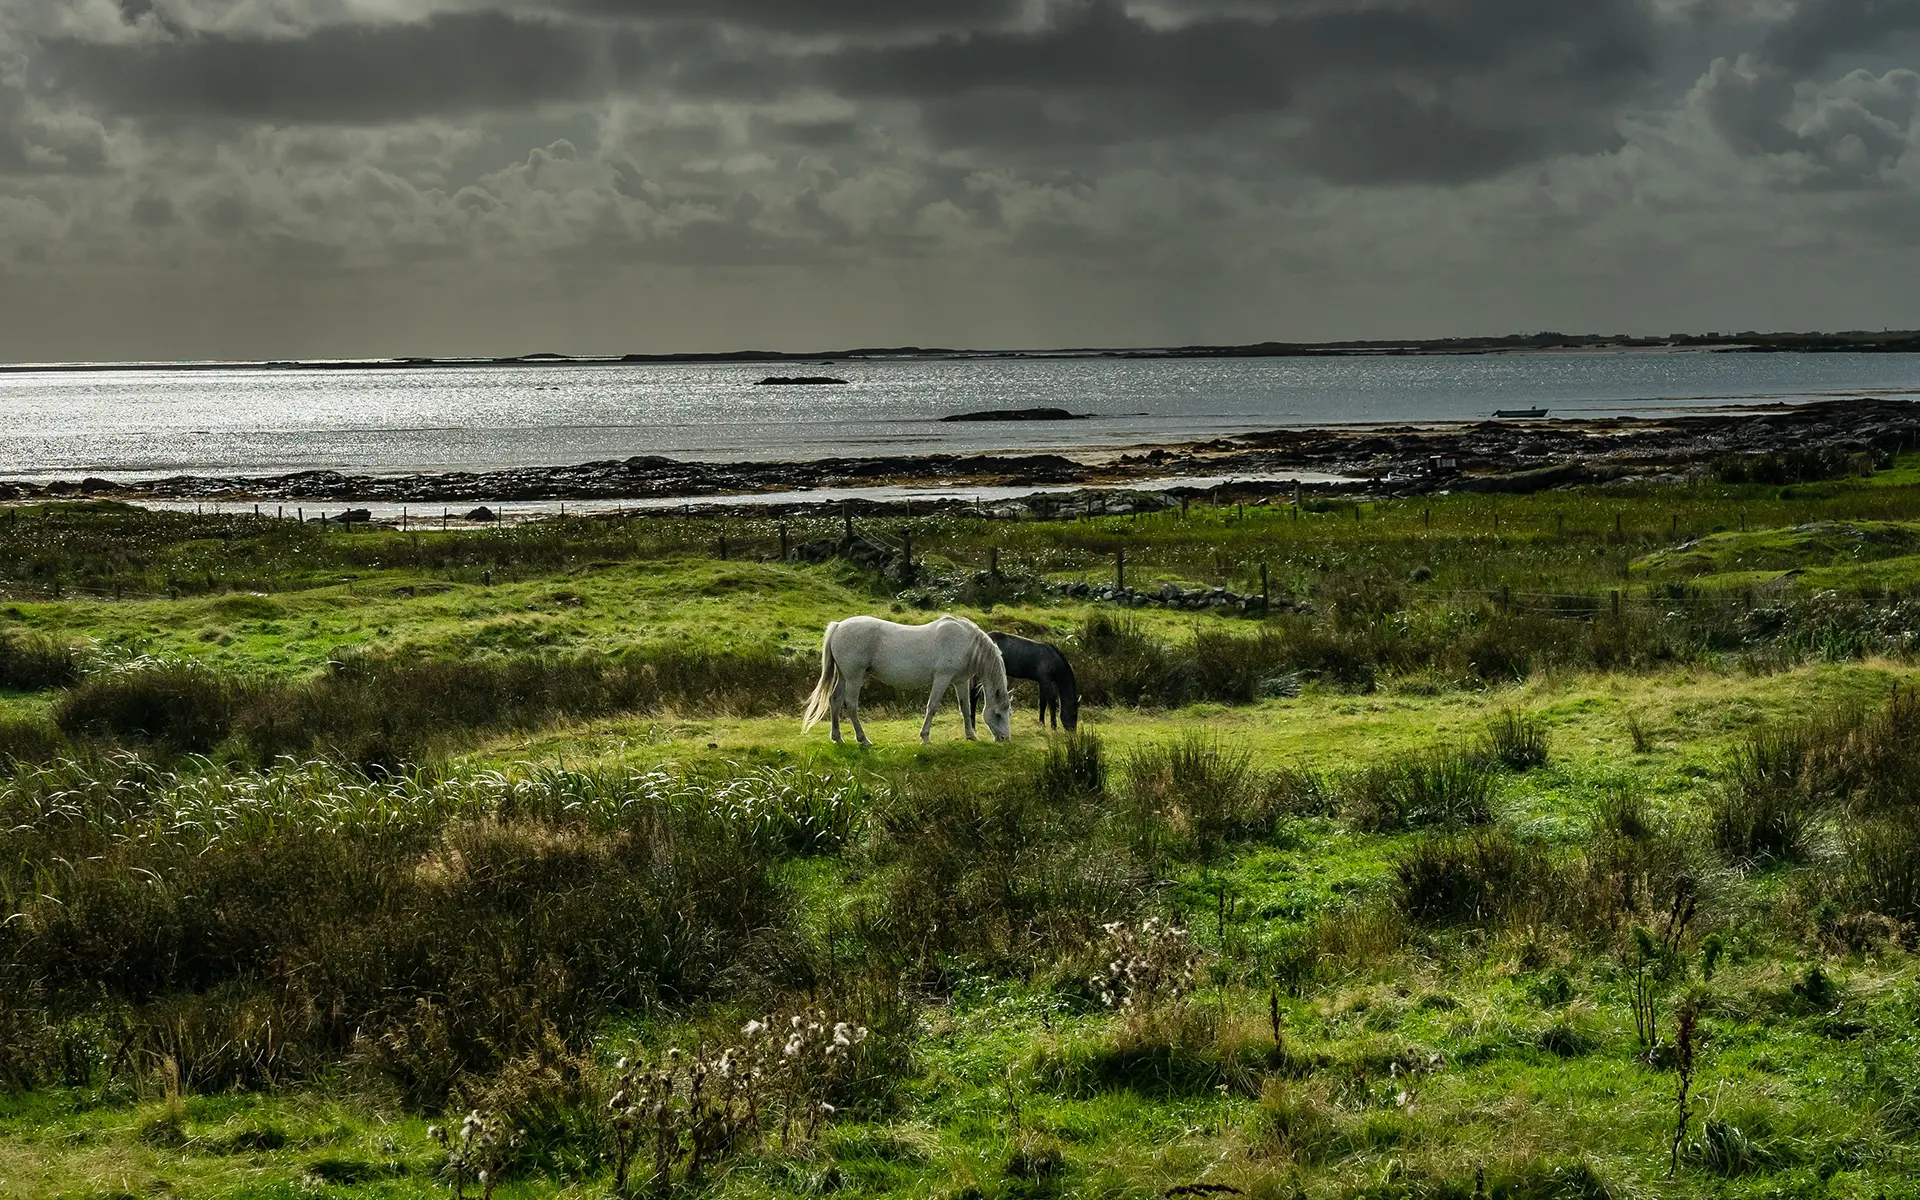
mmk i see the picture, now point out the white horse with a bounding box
[802,615,1013,745]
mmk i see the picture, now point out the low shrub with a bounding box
[0,764,792,1102]
[1839,816,1920,925]
[1040,731,1107,801]
[1343,747,1498,833]
[1123,734,1267,855]
[1708,778,1823,865]
[1394,830,1561,928]
[0,715,67,768]
[54,663,242,752]
[0,629,78,691]
[1482,711,1549,771]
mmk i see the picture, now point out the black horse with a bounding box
[972,632,1079,732]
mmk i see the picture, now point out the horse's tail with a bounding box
[801,622,840,732]
[1055,650,1080,732]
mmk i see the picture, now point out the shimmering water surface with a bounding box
[5,353,1920,482]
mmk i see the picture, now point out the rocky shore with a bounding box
[6,398,1918,508]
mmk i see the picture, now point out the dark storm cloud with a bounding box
[823,0,1654,180]
[547,0,1023,34]
[1698,1,1920,187]
[1760,0,1920,72]
[41,12,637,122]
[31,0,1666,184]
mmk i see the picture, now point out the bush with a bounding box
[1708,779,1822,865]
[0,764,790,1101]
[54,664,242,752]
[1039,731,1107,801]
[1839,816,1920,925]
[1122,734,1290,856]
[241,648,812,767]
[1482,711,1549,771]
[860,767,1144,975]
[1394,830,1561,927]
[0,716,67,768]
[1343,746,1497,833]
[0,629,78,691]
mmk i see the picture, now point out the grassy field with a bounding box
[8,462,1920,1199]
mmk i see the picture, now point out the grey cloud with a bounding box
[1698,0,1920,186]
[41,12,635,122]
[823,0,1655,181]
[1761,0,1920,72]
[544,0,1022,33]
[0,85,111,175]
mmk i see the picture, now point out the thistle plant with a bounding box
[1091,918,1203,1035]
[607,1011,870,1194]
[429,1109,521,1200]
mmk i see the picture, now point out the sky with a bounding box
[3,0,1919,360]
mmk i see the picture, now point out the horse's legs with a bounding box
[957,675,980,740]
[1039,679,1056,728]
[921,669,957,743]
[840,669,872,746]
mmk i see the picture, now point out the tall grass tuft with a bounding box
[0,629,78,691]
[1393,830,1561,927]
[1341,746,1498,833]
[1121,734,1293,857]
[54,662,242,752]
[1040,731,1107,801]
[1482,710,1549,771]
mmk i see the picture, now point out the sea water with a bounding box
[4,352,1920,482]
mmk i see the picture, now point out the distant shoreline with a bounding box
[8,397,1918,509]
[4,331,1919,373]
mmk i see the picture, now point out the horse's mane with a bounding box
[951,615,1010,696]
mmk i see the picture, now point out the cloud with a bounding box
[39,11,633,122]
[1760,0,1920,72]
[3,0,1920,359]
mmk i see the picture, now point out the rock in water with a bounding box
[755,376,849,386]
[939,407,1089,422]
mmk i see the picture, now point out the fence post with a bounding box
[1615,513,1622,539]
[901,529,911,571]
[1260,562,1270,611]
[842,501,853,545]
[718,534,728,560]
[1611,590,1621,619]
[990,547,999,578]
[779,523,789,560]
[1116,548,1126,593]
[1424,507,1431,529]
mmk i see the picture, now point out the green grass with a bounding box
[10,489,1920,1199]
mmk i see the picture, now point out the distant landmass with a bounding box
[8,329,1920,372]
[940,407,1091,423]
